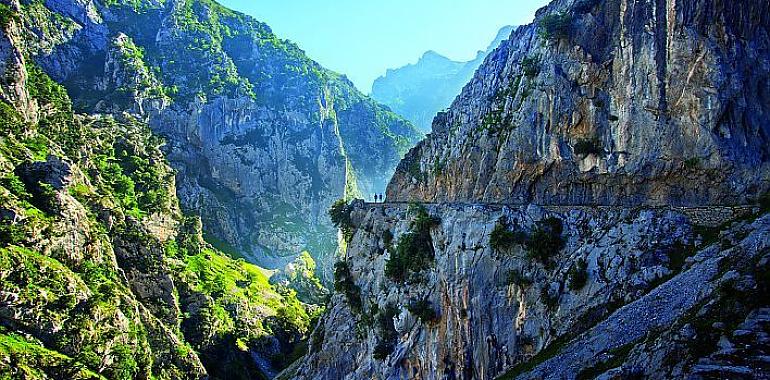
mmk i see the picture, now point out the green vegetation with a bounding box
[568,259,589,290]
[527,217,566,264]
[521,56,541,78]
[385,204,440,283]
[329,198,355,242]
[406,299,439,324]
[490,216,566,265]
[684,157,701,170]
[25,62,72,121]
[333,261,362,313]
[538,13,573,41]
[575,342,635,380]
[372,304,399,360]
[498,335,571,379]
[0,53,316,380]
[0,101,25,135]
[505,269,533,287]
[490,216,527,252]
[0,3,19,28]
[0,329,105,380]
[382,229,394,252]
[573,137,603,156]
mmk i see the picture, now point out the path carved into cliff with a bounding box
[359,201,758,228]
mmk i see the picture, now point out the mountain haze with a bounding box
[371,25,516,133]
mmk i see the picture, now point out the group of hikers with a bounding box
[372,193,384,203]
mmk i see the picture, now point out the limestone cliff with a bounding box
[0,6,315,378]
[18,0,421,273]
[387,0,770,206]
[292,0,770,378]
[292,202,769,379]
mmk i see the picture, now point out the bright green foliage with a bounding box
[0,101,25,135]
[385,204,440,283]
[0,3,19,28]
[538,13,573,41]
[25,62,72,117]
[181,250,310,339]
[0,330,105,380]
[0,52,316,380]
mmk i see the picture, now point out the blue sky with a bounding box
[218,0,549,93]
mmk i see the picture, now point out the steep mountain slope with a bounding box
[292,0,770,379]
[371,26,516,133]
[387,0,770,206]
[19,0,421,273]
[0,7,314,379]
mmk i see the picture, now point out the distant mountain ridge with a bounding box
[371,25,516,133]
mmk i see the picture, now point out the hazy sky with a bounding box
[218,0,549,93]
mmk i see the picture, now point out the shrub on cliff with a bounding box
[372,304,399,360]
[526,217,566,264]
[385,204,440,283]
[568,259,588,290]
[333,261,362,313]
[407,299,439,324]
[490,217,527,251]
[538,13,573,41]
[329,199,354,242]
[521,56,541,78]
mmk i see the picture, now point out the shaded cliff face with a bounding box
[387,0,770,206]
[19,0,421,272]
[0,7,314,378]
[371,26,516,134]
[291,202,770,379]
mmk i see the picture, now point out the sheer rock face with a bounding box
[387,0,770,206]
[292,203,770,380]
[20,0,420,273]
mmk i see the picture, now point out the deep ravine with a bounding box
[291,0,770,379]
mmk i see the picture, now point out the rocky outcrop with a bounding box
[387,0,770,206]
[291,201,770,379]
[371,26,516,133]
[18,0,421,274]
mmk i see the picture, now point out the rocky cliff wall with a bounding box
[387,0,770,206]
[290,201,770,379]
[18,0,421,273]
